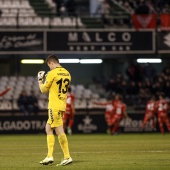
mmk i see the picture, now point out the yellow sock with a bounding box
[47,134,55,157]
[58,133,70,159]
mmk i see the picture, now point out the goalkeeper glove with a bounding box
[38,71,45,82]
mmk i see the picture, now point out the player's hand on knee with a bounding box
[38,71,45,82]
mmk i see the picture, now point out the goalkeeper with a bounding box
[38,55,73,166]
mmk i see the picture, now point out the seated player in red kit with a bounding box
[63,87,75,135]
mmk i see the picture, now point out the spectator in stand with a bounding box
[163,67,170,76]
[143,63,156,81]
[138,81,149,104]
[152,82,164,97]
[65,0,76,16]
[105,78,116,93]
[126,62,136,81]
[53,0,63,16]
[27,91,39,115]
[115,80,128,97]
[17,90,29,116]
[162,3,170,13]
[146,0,157,13]
[145,79,154,94]
[155,93,170,134]
[135,63,144,82]
[128,0,137,10]
[17,90,39,116]
[135,0,150,14]
[164,82,170,98]
[95,0,111,26]
[123,1,135,14]
[95,65,170,107]
[127,81,139,105]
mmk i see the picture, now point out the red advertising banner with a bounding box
[160,14,170,30]
[132,14,157,29]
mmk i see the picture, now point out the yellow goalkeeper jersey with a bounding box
[39,67,71,111]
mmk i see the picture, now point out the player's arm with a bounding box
[38,71,52,94]
[123,110,129,118]
[123,105,129,118]
[0,87,11,97]
[110,105,115,117]
[93,100,111,106]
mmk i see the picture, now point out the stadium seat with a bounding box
[38,99,48,109]
[76,84,85,91]
[12,100,19,110]
[9,76,17,81]
[0,82,7,88]
[92,93,100,99]
[82,89,92,99]
[0,100,12,110]
[45,0,56,9]
[0,76,9,81]
[70,84,76,94]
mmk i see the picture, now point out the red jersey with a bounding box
[105,104,114,116]
[94,101,114,116]
[65,93,75,114]
[112,99,118,106]
[113,101,126,118]
[156,99,169,116]
[145,100,156,116]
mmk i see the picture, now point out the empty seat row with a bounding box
[1,9,36,17]
[0,0,31,8]
[0,17,84,27]
[0,76,104,103]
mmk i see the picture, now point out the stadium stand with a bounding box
[0,1,170,114]
[0,0,169,28]
[0,75,108,112]
[0,0,84,28]
[1,64,169,113]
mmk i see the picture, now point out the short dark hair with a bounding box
[158,92,165,98]
[45,55,59,64]
[150,95,156,101]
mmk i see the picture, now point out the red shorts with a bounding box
[63,113,74,120]
[143,112,155,121]
[158,112,168,122]
[110,114,123,125]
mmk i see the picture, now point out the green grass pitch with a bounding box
[0,133,170,170]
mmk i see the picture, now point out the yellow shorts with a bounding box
[47,109,64,128]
